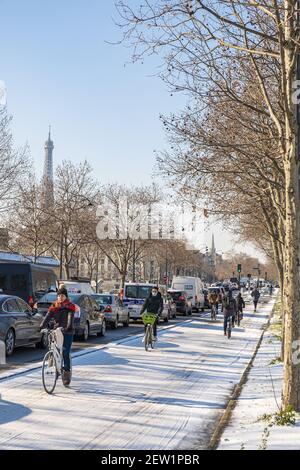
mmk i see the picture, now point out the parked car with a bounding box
[168,289,192,315]
[91,293,130,329]
[58,277,95,295]
[0,295,48,356]
[0,263,57,308]
[171,276,205,312]
[35,292,105,341]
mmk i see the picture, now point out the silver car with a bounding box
[91,293,130,329]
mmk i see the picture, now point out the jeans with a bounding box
[254,300,258,310]
[224,314,233,332]
[63,334,73,371]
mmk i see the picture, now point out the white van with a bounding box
[171,276,205,312]
[58,279,95,295]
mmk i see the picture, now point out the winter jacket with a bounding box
[251,290,261,302]
[40,299,76,335]
[141,292,164,316]
[222,295,237,317]
[236,295,246,310]
[208,292,218,304]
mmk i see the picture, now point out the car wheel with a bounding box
[5,329,15,356]
[164,315,169,323]
[111,317,118,329]
[36,331,49,349]
[123,316,130,327]
[82,322,89,341]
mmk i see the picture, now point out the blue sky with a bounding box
[0,0,184,184]
[0,0,261,258]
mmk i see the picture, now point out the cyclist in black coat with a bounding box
[141,286,163,340]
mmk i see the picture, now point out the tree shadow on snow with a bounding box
[0,398,32,425]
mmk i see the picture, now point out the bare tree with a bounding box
[0,106,30,215]
[116,0,300,409]
[7,175,57,261]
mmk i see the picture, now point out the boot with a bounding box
[62,370,71,387]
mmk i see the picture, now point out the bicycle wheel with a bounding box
[227,320,232,339]
[144,325,150,351]
[42,350,58,394]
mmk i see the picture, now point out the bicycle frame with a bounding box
[44,328,64,373]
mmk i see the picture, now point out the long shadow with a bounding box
[69,382,225,410]
[0,398,32,425]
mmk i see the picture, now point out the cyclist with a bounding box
[251,287,261,313]
[222,290,237,335]
[236,292,246,325]
[208,290,219,318]
[140,286,163,341]
[39,285,76,386]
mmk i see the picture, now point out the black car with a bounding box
[36,293,106,341]
[0,263,57,308]
[0,295,48,356]
[167,290,192,315]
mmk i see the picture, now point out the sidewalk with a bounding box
[218,299,300,450]
[0,296,275,450]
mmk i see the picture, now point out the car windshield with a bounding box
[93,295,112,305]
[125,285,153,299]
[38,293,81,303]
[168,291,184,300]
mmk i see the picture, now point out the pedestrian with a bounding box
[222,290,237,335]
[236,292,246,324]
[251,287,260,313]
[39,285,76,386]
[269,285,273,296]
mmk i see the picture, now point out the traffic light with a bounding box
[237,264,242,273]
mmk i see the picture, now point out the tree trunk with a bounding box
[282,158,300,410]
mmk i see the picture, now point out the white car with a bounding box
[91,293,130,329]
[58,278,95,295]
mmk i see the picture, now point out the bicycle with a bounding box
[41,327,72,394]
[226,314,233,339]
[211,303,217,321]
[141,313,157,351]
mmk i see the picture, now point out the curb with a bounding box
[207,296,278,450]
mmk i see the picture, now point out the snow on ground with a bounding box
[0,297,275,450]
[218,302,300,450]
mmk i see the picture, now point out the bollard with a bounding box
[0,340,6,365]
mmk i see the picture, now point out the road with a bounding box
[0,293,276,450]
[0,316,188,374]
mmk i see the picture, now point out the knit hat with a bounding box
[57,284,68,297]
